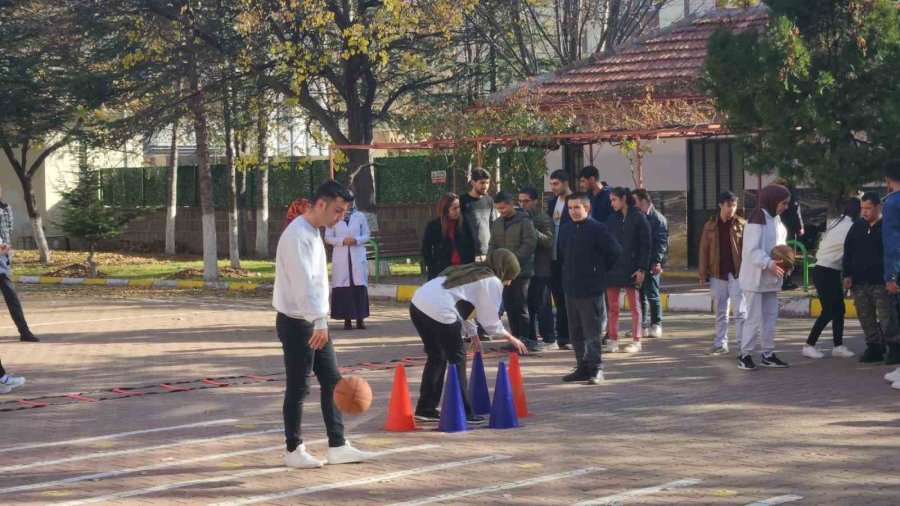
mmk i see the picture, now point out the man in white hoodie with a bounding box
[273,180,372,469]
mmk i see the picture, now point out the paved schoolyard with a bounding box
[0,286,898,505]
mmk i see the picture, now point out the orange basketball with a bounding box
[333,376,372,415]
[770,244,796,271]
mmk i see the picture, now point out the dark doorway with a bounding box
[687,139,745,267]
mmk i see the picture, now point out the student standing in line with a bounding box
[737,184,791,371]
[421,193,476,281]
[881,159,900,389]
[548,170,573,350]
[698,191,747,356]
[802,197,859,359]
[519,186,557,351]
[459,168,497,262]
[634,189,668,339]
[604,188,651,354]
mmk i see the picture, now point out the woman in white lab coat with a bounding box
[325,205,371,330]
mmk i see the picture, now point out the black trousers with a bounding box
[551,261,569,345]
[807,266,844,346]
[410,304,474,418]
[0,357,5,377]
[276,313,345,451]
[503,277,531,342]
[528,276,556,343]
[0,274,31,337]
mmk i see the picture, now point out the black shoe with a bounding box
[356,319,366,330]
[738,354,757,371]
[885,344,900,366]
[20,334,39,343]
[467,415,487,426]
[343,320,353,330]
[563,367,592,383]
[463,337,472,344]
[414,409,440,422]
[761,353,789,368]
[587,369,604,385]
[601,335,609,345]
[860,343,884,363]
[525,340,543,352]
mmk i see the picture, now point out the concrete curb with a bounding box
[13,275,839,318]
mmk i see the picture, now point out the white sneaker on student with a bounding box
[801,345,825,359]
[893,380,900,391]
[0,375,25,394]
[884,367,900,383]
[831,345,855,358]
[326,441,373,465]
[649,325,662,338]
[285,444,324,469]
[622,342,642,353]
[604,340,619,353]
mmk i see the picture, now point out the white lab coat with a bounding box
[325,211,371,288]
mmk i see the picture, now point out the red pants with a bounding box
[606,287,642,341]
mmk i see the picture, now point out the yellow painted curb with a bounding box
[661,271,698,279]
[38,277,63,284]
[177,280,206,289]
[228,283,258,291]
[660,292,669,311]
[396,285,417,302]
[83,278,107,286]
[810,298,857,318]
[128,279,154,287]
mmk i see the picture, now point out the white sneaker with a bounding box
[0,375,25,394]
[543,342,560,351]
[801,345,826,359]
[285,444,324,469]
[622,342,642,353]
[831,345,855,358]
[326,441,372,465]
[649,325,662,338]
[893,380,900,391]
[604,340,619,353]
[884,367,900,383]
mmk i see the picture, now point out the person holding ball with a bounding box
[410,249,528,424]
[273,180,372,469]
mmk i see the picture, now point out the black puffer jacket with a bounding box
[606,207,652,287]
[421,218,476,280]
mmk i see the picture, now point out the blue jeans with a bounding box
[640,273,662,329]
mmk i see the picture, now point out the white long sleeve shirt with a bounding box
[814,216,854,270]
[273,216,330,329]
[411,276,507,337]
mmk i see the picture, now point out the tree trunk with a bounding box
[165,120,178,255]
[19,174,51,263]
[224,87,240,268]
[345,106,376,212]
[187,50,218,282]
[254,106,269,258]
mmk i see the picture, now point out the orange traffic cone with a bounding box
[508,353,530,418]
[384,364,418,431]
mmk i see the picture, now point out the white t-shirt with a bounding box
[552,197,567,260]
[411,276,507,337]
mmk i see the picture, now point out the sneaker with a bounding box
[562,367,592,383]
[801,345,825,359]
[706,345,729,356]
[285,444,324,468]
[542,341,560,351]
[326,441,372,465]
[0,375,25,394]
[587,369,604,385]
[761,353,789,368]
[831,345,855,358]
[885,367,900,383]
[19,334,39,343]
[893,380,900,391]
[860,344,884,363]
[622,341,642,353]
[414,409,440,422]
[738,354,757,371]
[649,325,662,338]
[559,343,572,350]
[467,415,487,426]
[604,340,619,353]
[526,340,544,352]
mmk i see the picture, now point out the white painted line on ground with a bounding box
[55,444,443,506]
[0,435,362,496]
[133,297,270,310]
[574,478,702,506]
[0,419,239,454]
[388,466,605,506]
[745,495,804,506]
[0,428,282,473]
[0,312,193,330]
[210,454,510,506]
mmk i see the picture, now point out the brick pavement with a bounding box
[0,286,898,505]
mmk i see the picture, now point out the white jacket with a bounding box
[739,210,787,293]
[324,211,371,288]
[814,216,854,270]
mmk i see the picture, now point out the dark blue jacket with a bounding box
[884,191,900,282]
[645,206,669,267]
[558,217,622,297]
[589,187,613,224]
[606,208,652,287]
[843,218,884,286]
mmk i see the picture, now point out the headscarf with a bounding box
[439,249,520,289]
[285,198,310,228]
[749,184,790,225]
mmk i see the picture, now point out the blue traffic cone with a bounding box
[438,364,469,433]
[489,362,519,429]
[468,352,491,415]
